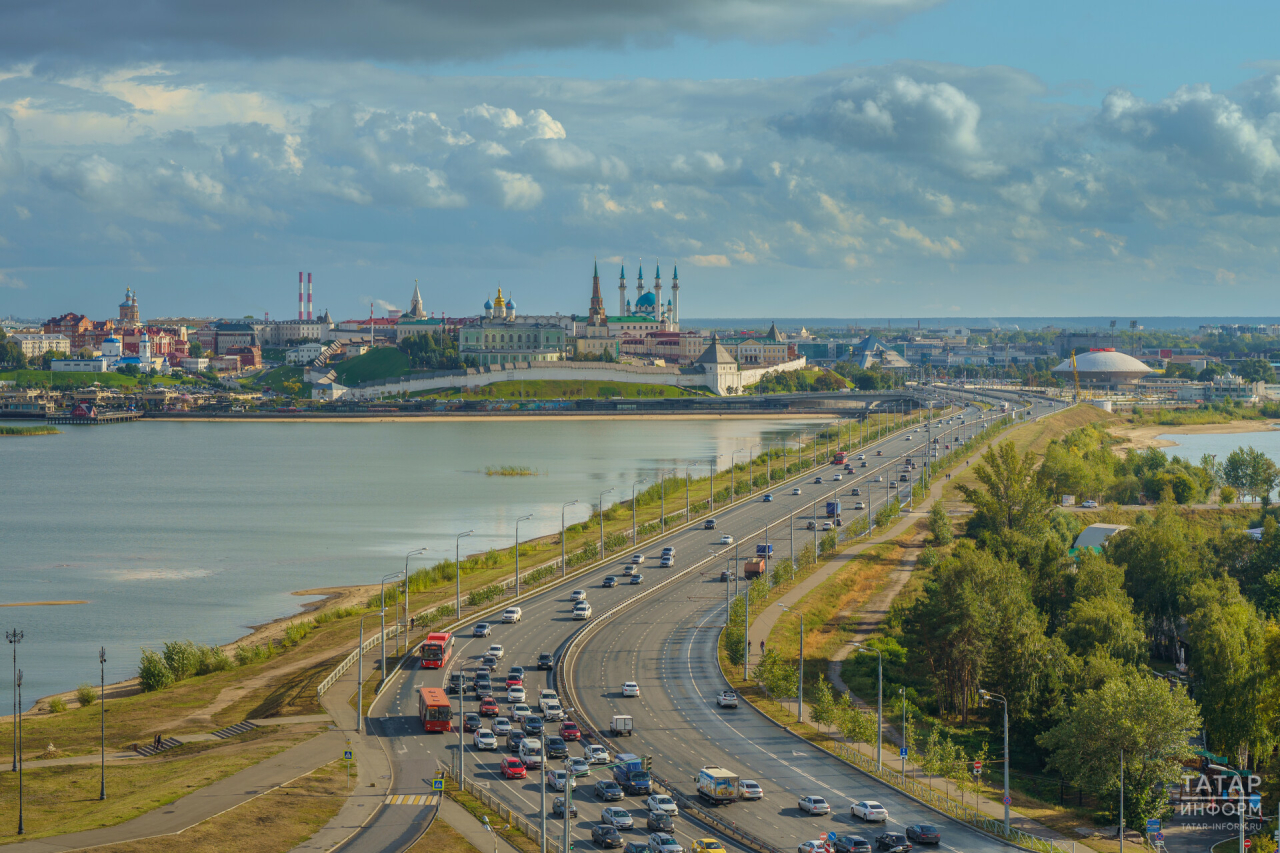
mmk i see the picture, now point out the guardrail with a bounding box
[316,623,404,697]
[649,770,786,853]
[444,767,567,853]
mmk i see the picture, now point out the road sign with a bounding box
[1155,833,1164,841]
[900,747,908,758]
[828,832,838,842]
[343,750,353,761]
[433,779,444,791]
[1147,820,1161,832]
[974,761,982,770]
[1244,840,1252,850]
[1002,796,1012,806]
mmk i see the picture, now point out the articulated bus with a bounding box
[420,631,454,669]
[418,687,453,733]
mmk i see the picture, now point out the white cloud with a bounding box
[0,270,25,288]
[493,169,543,210]
[690,254,730,267]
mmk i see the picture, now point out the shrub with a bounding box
[195,644,234,675]
[283,622,314,647]
[1221,485,1238,505]
[138,649,175,692]
[76,683,97,707]
[49,697,67,713]
[771,559,795,587]
[918,546,941,569]
[466,583,507,607]
[162,640,200,681]
[234,643,274,666]
[928,504,953,545]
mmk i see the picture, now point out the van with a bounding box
[519,737,544,768]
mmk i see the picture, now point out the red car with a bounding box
[559,721,581,741]
[502,758,527,779]
[478,698,500,717]
[506,674,524,688]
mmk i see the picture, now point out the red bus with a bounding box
[418,687,453,733]
[833,451,848,465]
[420,632,454,669]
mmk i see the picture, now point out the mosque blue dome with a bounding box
[635,292,657,308]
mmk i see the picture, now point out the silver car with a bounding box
[601,806,634,829]
[649,833,684,853]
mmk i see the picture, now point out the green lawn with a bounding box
[411,378,703,400]
[254,365,309,395]
[331,348,414,385]
[0,369,179,391]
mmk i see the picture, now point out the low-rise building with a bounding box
[51,357,112,372]
[11,334,71,358]
[286,342,326,364]
[458,289,567,367]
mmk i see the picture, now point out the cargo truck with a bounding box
[613,753,651,795]
[696,765,740,805]
[743,558,765,579]
[755,544,774,559]
[610,714,634,736]
[826,500,842,518]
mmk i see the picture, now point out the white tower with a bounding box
[138,331,151,363]
[671,265,680,324]
[618,264,627,317]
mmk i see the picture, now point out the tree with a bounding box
[755,648,798,703]
[959,441,1052,542]
[1059,595,1147,664]
[833,693,879,746]
[188,341,204,359]
[928,504,953,546]
[40,348,67,370]
[809,675,837,729]
[1236,359,1277,384]
[1038,671,1201,831]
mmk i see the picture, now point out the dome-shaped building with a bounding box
[1051,349,1152,388]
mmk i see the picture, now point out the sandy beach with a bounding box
[1108,419,1280,450]
[150,412,843,423]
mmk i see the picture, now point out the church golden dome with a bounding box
[493,287,506,310]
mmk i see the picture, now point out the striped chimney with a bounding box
[298,271,304,320]
[307,272,313,321]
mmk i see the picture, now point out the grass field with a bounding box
[0,369,178,391]
[332,348,414,385]
[407,817,481,853]
[254,364,309,395]
[413,377,703,400]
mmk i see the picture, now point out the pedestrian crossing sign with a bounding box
[433,779,444,791]
[343,750,353,761]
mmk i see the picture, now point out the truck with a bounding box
[613,753,652,795]
[609,714,634,736]
[826,500,842,519]
[697,765,740,805]
[743,558,765,579]
[755,543,774,559]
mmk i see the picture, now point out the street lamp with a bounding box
[15,667,22,835]
[749,442,762,496]
[356,613,380,735]
[630,482,645,543]
[7,629,20,773]
[403,548,428,653]
[561,706,577,853]
[456,530,475,614]
[597,489,614,559]
[658,470,674,532]
[1209,764,1248,853]
[776,604,804,723]
[978,689,1010,830]
[851,641,882,770]
[684,463,697,521]
[515,516,534,597]
[379,571,403,684]
[99,646,106,801]
[560,502,578,575]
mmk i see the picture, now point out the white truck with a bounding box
[696,765,740,804]
[610,714,634,736]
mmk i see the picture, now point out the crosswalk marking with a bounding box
[384,794,438,806]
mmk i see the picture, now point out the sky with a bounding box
[3,0,1280,322]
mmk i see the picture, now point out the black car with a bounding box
[552,796,578,818]
[463,713,482,733]
[594,779,624,801]
[592,825,624,849]
[545,736,569,759]
[876,833,912,852]
[480,655,498,671]
[447,672,466,693]
[507,730,526,752]
[835,837,872,853]
[603,576,618,588]
[646,810,675,832]
[523,716,545,735]
[719,570,730,582]
[538,652,555,670]
[905,826,940,845]
[623,843,651,853]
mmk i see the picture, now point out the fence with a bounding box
[316,623,404,697]
[446,767,566,853]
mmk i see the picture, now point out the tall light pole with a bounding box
[7,629,21,772]
[629,481,645,543]
[658,470,673,532]
[684,463,696,520]
[709,455,719,512]
[597,489,614,558]
[749,443,762,496]
[356,613,379,735]
[978,689,1010,830]
[560,502,577,574]
[379,571,402,685]
[455,530,474,616]
[561,706,577,853]
[515,515,533,597]
[851,641,882,770]
[777,604,804,723]
[15,667,22,835]
[900,687,908,775]
[99,646,106,801]
[1210,763,1247,853]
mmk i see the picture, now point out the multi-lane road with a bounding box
[342,390,1062,853]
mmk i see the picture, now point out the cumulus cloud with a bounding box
[493,170,543,210]
[690,254,730,266]
[0,271,25,288]
[0,111,22,193]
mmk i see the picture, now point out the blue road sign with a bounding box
[828,832,837,842]
[1146,819,1160,831]
[1155,833,1164,841]
[433,779,444,791]
[343,750,353,761]
[900,747,908,758]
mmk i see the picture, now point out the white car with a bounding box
[571,589,587,602]
[631,554,645,564]
[792,488,802,495]
[716,690,739,708]
[508,685,526,703]
[566,756,592,777]
[586,744,611,764]
[798,795,830,815]
[854,502,865,510]
[873,475,883,483]
[511,704,532,721]
[601,806,634,829]
[473,729,498,750]
[502,607,522,623]
[740,780,763,800]
[539,689,558,706]
[851,801,888,822]
[542,701,564,721]
[719,534,734,545]
[799,842,827,853]
[905,435,913,441]
[573,602,593,620]
[856,454,865,460]
[622,682,641,698]
[545,769,575,791]
[645,794,679,816]
[1081,500,1098,508]
[487,644,505,660]
[833,473,842,480]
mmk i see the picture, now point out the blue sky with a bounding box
[2,0,1280,322]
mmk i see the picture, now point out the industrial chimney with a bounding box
[298,272,304,320]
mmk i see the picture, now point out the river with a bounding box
[1,417,829,703]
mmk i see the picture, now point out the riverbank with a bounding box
[1108,419,1280,450]
[144,411,843,423]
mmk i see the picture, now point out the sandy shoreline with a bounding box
[1108,419,1280,450]
[147,412,841,423]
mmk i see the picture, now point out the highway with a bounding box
[340,390,1060,853]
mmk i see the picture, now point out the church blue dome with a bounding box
[635,292,657,308]
[484,298,493,310]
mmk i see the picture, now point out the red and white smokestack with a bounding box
[307,272,313,321]
[298,271,304,320]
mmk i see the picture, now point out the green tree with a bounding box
[1236,359,1277,384]
[1059,595,1147,664]
[810,675,837,729]
[188,341,204,359]
[1038,671,1201,831]
[959,441,1052,542]
[833,692,879,746]
[928,504,953,546]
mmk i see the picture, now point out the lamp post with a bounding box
[629,481,645,543]
[684,463,696,520]
[561,502,578,574]
[402,548,428,653]
[356,613,379,735]
[15,667,22,835]
[561,707,577,853]
[515,515,533,597]
[379,571,403,684]
[709,455,719,512]
[777,604,804,723]
[455,530,474,615]
[99,646,106,801]
[7,629,21,772]
[978,689,1010,830]
[900,687,908,775]
[851,641,882,770]
[1209,763,1248,853]
[457,671,467,781]
[597,488,613,559]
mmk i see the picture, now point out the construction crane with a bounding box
[1070,349,1082,402]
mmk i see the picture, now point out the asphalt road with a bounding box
[339,390,1062,853]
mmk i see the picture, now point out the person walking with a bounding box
[759,639,765,655]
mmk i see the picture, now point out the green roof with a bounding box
[607,315,659,323]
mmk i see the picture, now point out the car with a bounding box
[853,502,865,510]
[793,487,803,495]
[834,837,873,853]
[603,576,618,588]
[763,494,774,502]
[719,534,734,545]
[739,779,762,799]
[659,556,674,567]
[814,476,823,484]
[463,713,482,733]
[543,701,565,721]
[622,681,641,698]
[478,697,500,716]
[507,673,525,689]
[876,450,883,456]
[574,602,594,619]
[905,826,939,845]
[905,435,912,441]
[716,690,738,708]
[833,473,843,481]
[487,644,505,660]
[630,574,643,585]
[502,607,522,623]
[473,729,498,750]
[648,833,684,853]
[523,716,545,735]
[631,554,645,564]
[552,796,578,818]
[861,460,868,467]
[545,769,575,791]
[798,795,830,815]
[507,730,526,752]
[704,519,717,530]
[889,482,897,489]
[592,824,624,849]
[539,688,558,705]
[480,655,499,672]
[624,843,650,853]
[799,842,828,853]
[644,794,679,817]
[873,475,883,482]
[662,546,676,556]
[851,801,888,822]
[692,841,725,853]
[720,570,730,582]
[502,757,527,779]
[493,717,512,736]
[586,744,611,764]
[822,521,834,531]
[1081,500,1098,508]
[508,686,526,703]
[850,487,861,496]
[474,678,493,697]
[512,703,533,721]
[473,623,492,637]
[876,833,912,851]
[806,520,817,530]
[856,454,865,460]
[602,807,634,829]
[623,564,636,576]
[594,779,624,801]
[545,736,569,759]
[646,810,675,832]
[538,652,555,670]
[566,755,591,776]
[560,721,582,740]
[447,672,467,693]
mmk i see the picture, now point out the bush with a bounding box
[466,583,507,607]
[196,644,234,674]
[1221,485,1238,505]
[928,504,953,545]
[918,546,941,569]
[138,649,175,692]
[76,683,97,707]
[49,697,67,713]
[283,622,315,647]
[234,643,274,666]
[772,559,795,587]
[163,640,200,681]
